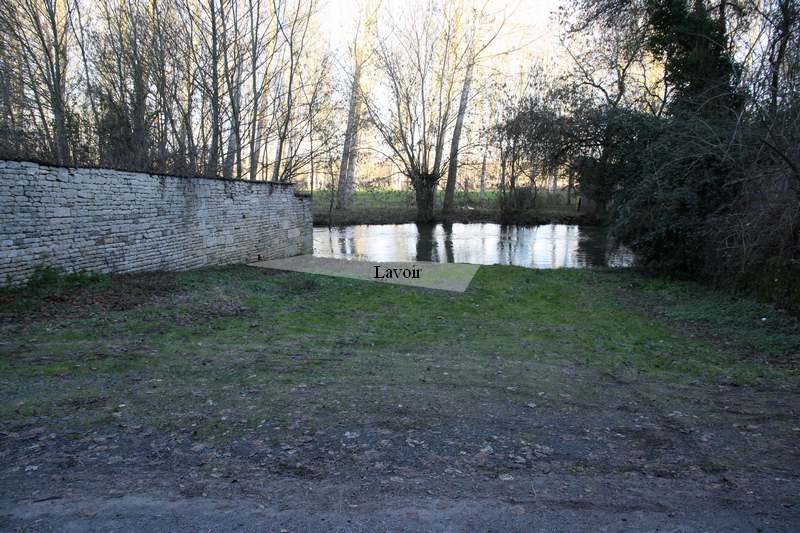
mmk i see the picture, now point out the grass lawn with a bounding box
[1,265,799,529]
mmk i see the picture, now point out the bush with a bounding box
[580,107,799,310]
[497,186,537,216]
[26,267,107,294]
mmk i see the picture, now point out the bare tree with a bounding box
[335,4,376,208]
[442,58,473,212]
[442,1,504,213]
[271,0,312,182]
[335,60,362,206]
[1,0,76,164]
[364,1,465,222]
[245,0,278,180]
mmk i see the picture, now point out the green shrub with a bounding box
[27,267,107,293]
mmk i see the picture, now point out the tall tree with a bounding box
[442,59,473,212]
[1,0,75,164]
[271,0,312,182]
[365,0,464,222]
[441,1,505,213]
[335,60,362,206]
[336,4,375,208]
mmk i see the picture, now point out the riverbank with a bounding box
[311,190,600,226]
[2,266,799,530]
[314,205,596,226]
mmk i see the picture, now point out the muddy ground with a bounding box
[1,266,798,531]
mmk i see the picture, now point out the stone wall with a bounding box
[0,160,312,285]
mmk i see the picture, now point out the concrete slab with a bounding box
[251,255,479,292]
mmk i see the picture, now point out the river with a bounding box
[313,223,633,268]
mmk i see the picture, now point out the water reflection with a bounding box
[416,223,438,262]
[314,223,633,269]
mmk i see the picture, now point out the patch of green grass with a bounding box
[628,275,800,363]
[0,267,109,316]
[131,265,796,384]
[2,264,799,439]
[25,266,108,292]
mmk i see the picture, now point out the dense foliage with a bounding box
[497,0,799,310]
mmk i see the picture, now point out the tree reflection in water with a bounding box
[316,223,633,268]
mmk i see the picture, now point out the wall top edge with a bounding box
[0,159,298,188]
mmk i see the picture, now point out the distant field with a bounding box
[308,189,584,226]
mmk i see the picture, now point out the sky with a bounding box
[316,0,566,75]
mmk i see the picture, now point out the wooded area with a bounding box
[0,0,798,306]
[492,0,799,308]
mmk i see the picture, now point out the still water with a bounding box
[314,223,633,269]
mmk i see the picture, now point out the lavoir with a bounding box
[373,265,421,279]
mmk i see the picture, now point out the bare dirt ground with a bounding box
[1,266,798,531]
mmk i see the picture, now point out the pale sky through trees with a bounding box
[312,0,566,198]
[0,0,587,191]
[0,0,564,190]
[318,0,564,72]
[1,0,794,205]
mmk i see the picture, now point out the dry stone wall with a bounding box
[0,160,312,285]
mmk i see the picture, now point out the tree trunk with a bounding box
[769,0,793,114]
[308,119,315,193]
[413,174,436,223]
[336,63,361,208]
[567,173,575,205]
[247,0,262,181]
[131,59,148,169]
[443,61,473,213]
[479,137,488,202]
[223,64,242,179]
[49,7,69,165]
[273,47,296,182]
[206,0,221,176]
[499,143,507,194]
[343,128,359,195]
[52,102,68,165]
